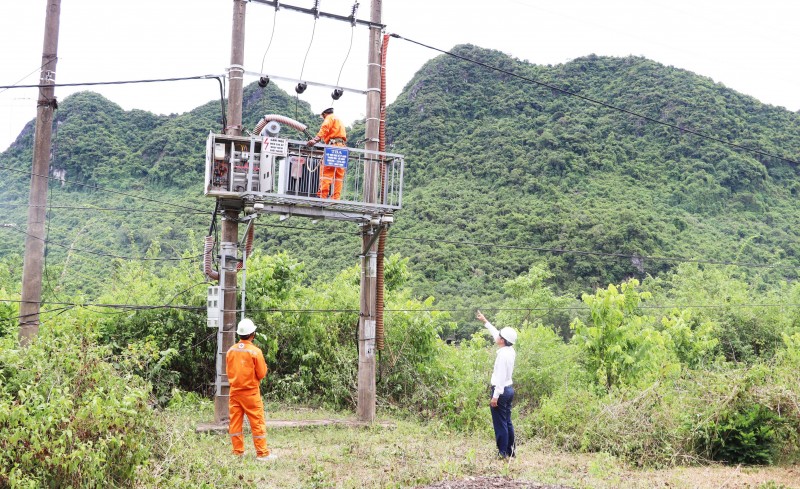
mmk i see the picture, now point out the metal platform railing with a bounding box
[205,134,403,221]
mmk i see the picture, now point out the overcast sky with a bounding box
[1,0,798,153]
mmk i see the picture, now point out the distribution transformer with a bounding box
[203,115,404,223]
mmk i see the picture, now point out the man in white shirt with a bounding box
[476,310,517,458]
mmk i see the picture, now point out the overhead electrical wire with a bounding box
[260,222,797,273]
[0,203,207,215]
[42,116,69,305]
[0,61,49,95]
[0,163,207,213]
[388,33,800,166]
[298,1,319,82]
[14,305,77,324]
[0,74,223,91]
[259,3,280,75]
[334,14,356,91]
[4,298,798,315]
[1,225,201,262]
[294,0,320,119]
[392,235,791,271]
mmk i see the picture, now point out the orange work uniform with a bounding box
[315,113,347,200]
[226,339,270,457]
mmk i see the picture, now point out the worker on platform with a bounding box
[226,318,275,461]
[306,107,347,200]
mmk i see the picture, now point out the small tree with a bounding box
[570,279,657,390]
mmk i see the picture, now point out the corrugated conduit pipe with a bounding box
[376,33,390,351]
[204,235,220,281]
[252,114,308,135]
[237,224,255,271]
[204,224,254,280]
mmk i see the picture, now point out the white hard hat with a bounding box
[500,327,517,345]
[237,318,257,336]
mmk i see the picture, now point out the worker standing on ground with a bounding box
[306,107,347,200]
[226,318,275,461]
[476,310,517,459]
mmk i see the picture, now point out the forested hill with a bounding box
[2,44,800,310]
[374,44,800,308]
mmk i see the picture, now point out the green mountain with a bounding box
[2,44,800,312]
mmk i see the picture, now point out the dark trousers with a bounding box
[490,385,515,457]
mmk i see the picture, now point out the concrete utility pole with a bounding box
[357,0,383,423]
[19,0,61,346]
[214,0,247,424]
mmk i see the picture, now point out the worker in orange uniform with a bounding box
[306,107,347,200]
[226,318,275,461]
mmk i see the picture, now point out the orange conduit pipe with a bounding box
[376,33,390,351]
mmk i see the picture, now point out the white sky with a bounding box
[1,0,798,153]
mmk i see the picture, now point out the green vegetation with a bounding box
[2,256,800,486]
[3,45,800,311]
[2,44,800,486]
[0,314,155,487]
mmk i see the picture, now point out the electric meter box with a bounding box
[204,132,284,197]
[206,285,222,329]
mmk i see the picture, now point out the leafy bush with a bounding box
[0,313,155,487]
[570,279,662,390]
[379,295,451,406]
[645,264,785,363]
[679,366,796,467]
[528,385,600,451]
[0,290,16,339]
[708,403,780,465]
[96,244,214,404]
[423,333,493,432]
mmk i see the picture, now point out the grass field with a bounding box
[138,401,800,489]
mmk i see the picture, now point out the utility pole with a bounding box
[357,0,383,423]
[214,0,247,424]
[19,0,61,346]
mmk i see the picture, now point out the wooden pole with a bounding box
[357,0,383,423]
[19,0,61,346]
[214,0,247,424]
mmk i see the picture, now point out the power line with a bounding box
[390,236,790,271]
[6,206,779,275]
[1,225,201,262]
[0,62,49,95]
[0,299,203,311]
[259,3,280,74]
[0,163,207,213]
[0,203,207,215]
[389,33,800,166]
[4,298,800,314]
[243,303,800,313]
[261,222,796,273]
[0,74,222,91]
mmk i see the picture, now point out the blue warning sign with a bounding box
[324,147,349,169]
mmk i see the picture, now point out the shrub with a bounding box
[708,403,780,465]
[0,290,16,339]
[688,366,796,466]
[529,386,600,451]
[0,313,155,487]
[96,244,214,403]
[424,333,493,432]
[102,309,210,404]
